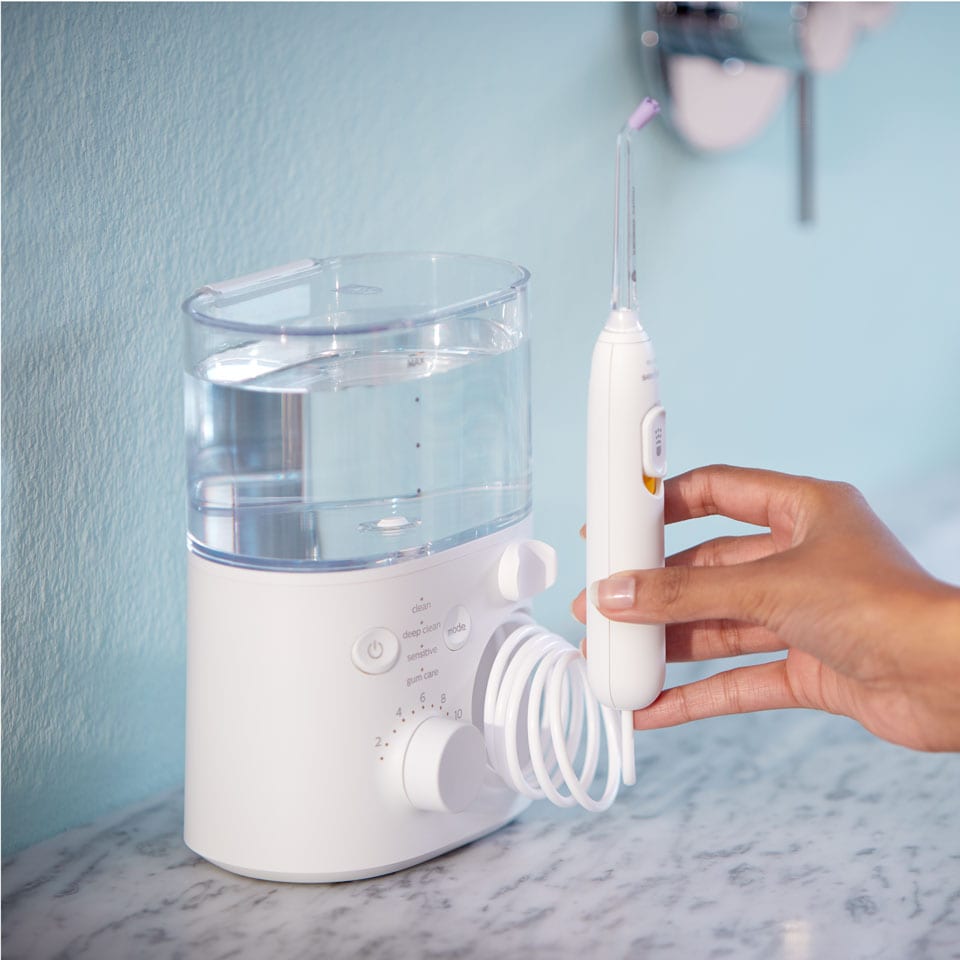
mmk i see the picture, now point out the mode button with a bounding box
[443,605,472,651]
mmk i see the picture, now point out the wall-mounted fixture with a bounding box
[631,2,894,222]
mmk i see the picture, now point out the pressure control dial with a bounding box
[401,717,486,814]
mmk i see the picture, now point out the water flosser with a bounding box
[179,112,672,886]
[586,99,667,782]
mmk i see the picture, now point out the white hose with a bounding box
[483,618,636,813]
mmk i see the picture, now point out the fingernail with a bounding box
[589,576,636,610]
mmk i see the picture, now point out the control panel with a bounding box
[348,538,556,812]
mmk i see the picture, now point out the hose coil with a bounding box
[483,617,636,812]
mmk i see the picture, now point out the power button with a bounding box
[641,405,667,478]
[352,628,400,675]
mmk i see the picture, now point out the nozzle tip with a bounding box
[627,98,661,131]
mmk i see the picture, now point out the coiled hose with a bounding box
[483,616,636,812]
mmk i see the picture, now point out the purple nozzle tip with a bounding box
[627,97,661,131]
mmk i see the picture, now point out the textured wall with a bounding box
[3,3,958,855]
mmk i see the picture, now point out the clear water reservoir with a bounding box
[182,254,532,571]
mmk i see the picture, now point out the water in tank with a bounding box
[182,254,532,571]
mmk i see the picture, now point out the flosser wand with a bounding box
[586,99,667,784]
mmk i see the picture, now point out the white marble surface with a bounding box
[4,709,959,960]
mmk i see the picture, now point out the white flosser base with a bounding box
[185,522,545,883]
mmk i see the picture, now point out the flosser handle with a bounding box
[586,317,666,711]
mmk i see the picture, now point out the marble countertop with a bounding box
[4,709,959,960]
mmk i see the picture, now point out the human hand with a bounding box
[571,465,960,751]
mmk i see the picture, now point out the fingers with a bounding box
[573,591,783,661]
[631,659,801,731]
[666,533,776,569]
[592,560,777,626]
[664,464,805,535]
[666,619,783,662]
[573,533,778,625]
[571,589,588,624]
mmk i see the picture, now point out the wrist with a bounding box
[928,581,960,644]
[913,581,960,750]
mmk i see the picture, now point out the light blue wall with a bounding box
[3,3,958,856]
